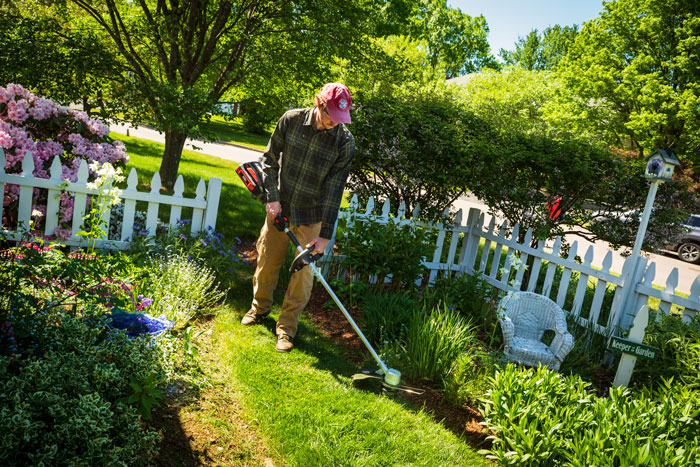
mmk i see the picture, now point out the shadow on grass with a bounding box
[150,383,203,467]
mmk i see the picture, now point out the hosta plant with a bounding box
[480,364,700,466]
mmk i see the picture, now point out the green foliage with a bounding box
[455,66,556,136]
[632,311,700,391]
[126,222,251,289]
[338,218,431,291]
[349,88,492,221]
[361,290,417,344]
[0,12,118,109]
[142,253,225,329]
[500,25,579,70]
[239,95,283,135]
[411,0,499,77]
[543,0,700,171]
[421,272,493,322]
[0,309,164,466]
[118,375,163,421]
[444,348,503,407]
[0,237,147,356]
[480,365,700,466]
[402,304,477,383]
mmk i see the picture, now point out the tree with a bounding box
[68,0,368,189]
[414,0,499,77]
[543,0,700,175]
[499,25,578,70]
[469,133,697,253]
[0,12,118,111]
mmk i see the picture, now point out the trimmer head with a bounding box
[351,369,424,395]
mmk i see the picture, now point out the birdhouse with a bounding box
[644,149,679,181]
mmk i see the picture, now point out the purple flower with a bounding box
[200,239,207,246]
[179,234,187,240]
[142,298,154,308]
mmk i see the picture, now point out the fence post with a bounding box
[612,305,649,388]
[608,255,648,333]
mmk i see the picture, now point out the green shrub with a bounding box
[632,311,700,391]
[0,310,164,466]
[480,365,700,466]
[361,290,417,344]
[349,89,492,222]
[338,218,431,291]
[421,272,493,321]
[143,253,225,328]
[444,348,502,407]
[402,304,477,383]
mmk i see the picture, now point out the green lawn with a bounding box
[202,115,271,150]
[118,133,488,465]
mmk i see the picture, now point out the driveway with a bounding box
[110,123,697,294]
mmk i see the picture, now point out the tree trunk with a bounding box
[160,129,187,190]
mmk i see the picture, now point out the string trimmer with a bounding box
[236,161,423,395]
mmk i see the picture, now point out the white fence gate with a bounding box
[322,195,700,338]
[0,150,222,249]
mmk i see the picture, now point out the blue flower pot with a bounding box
[107,311,174,338]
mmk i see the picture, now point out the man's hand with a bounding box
[266,201,281,220]
[306,237,329,255]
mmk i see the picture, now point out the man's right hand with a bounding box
[266,201,281,220]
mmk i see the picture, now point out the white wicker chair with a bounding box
[498,291,574,371]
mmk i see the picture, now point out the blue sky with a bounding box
[448,0,606,56]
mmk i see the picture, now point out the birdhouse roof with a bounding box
[646,149,680,166]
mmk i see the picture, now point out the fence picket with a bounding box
[571,246,595,317]
[169,175,185,229]
[428,215,447,284]
[554,241,578,308]
[44,156,62,236]
[191,178,206,235]
[478,217,496,274]
[70,159,89,236]
[488,220,509,282]
[527,241,546,292]
[443,209,463,275]
[541,236,562,298]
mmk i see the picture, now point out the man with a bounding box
[241,82,356,352]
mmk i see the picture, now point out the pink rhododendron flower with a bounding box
[0,83,127,232]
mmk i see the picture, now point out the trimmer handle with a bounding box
[273,213,289,232]
[290,246,322,273]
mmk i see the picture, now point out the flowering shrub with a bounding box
[0,83,127,235]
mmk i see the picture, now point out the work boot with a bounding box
[240,309,269,326]
[276,334,294,353]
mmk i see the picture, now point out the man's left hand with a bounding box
[306,237,329,255]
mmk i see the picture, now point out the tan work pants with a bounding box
[251,215,321,338]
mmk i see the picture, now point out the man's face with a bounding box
[316,102,338,130]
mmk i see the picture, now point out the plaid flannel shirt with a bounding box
[260,107,355,239]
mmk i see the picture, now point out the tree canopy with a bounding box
[543,0,700,175]
[499,25,578,70]
[65,0,369,188]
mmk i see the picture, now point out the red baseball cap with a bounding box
[319,82,352,124]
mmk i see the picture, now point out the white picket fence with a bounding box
[0,151,222,249]
[322,195,700,337]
